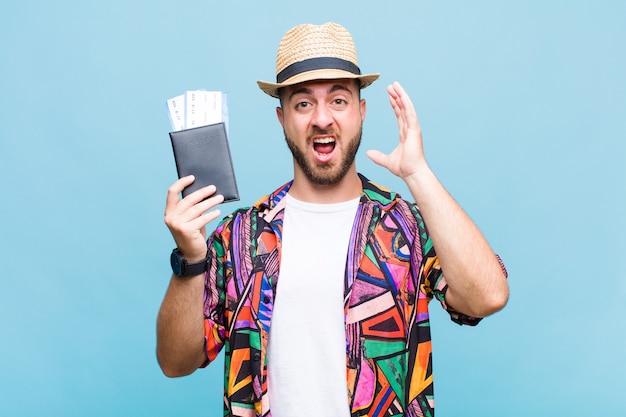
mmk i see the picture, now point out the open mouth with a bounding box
[313,137,336,155]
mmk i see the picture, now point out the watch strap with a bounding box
[172,248,209,277]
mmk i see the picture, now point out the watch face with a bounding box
[170,250,183,276]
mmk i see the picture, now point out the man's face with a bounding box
[276,79,366,186]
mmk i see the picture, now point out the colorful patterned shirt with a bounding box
[202,174,480,417]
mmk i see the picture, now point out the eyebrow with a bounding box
[287,87,313,101]
[287,83,354,102]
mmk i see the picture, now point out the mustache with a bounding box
[309,127,338,138]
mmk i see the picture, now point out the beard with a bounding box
[285,126,362,186]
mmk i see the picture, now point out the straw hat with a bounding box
[257,22,380,98]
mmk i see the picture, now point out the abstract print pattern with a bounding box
[202,174,479,417]
[346,178,442,417]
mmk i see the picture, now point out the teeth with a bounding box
[313,137,335,144]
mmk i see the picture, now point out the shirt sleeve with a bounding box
[412,203,483,326]
[201,220,230,365]
[430,254,508,325]
[430,269,483,326]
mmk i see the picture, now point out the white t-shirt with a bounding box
[267,194,359,417]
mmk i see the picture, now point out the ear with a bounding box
[360,99,367,123]
[276,106,284,127]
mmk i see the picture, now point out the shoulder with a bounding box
[211,179,293,237]
[358,174,429,239]
[359,174,417,214]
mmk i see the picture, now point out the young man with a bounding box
[157,22,509,417]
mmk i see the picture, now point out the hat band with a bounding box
[276,57,361,83]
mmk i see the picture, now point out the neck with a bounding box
[288,167,362,204]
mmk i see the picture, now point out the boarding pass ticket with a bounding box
[167,90,229,132]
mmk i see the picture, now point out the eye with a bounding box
[331,98,349,109]
[295,101,311,109]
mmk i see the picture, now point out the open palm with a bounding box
[366,82,427,181]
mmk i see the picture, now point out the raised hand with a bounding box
[164,176,225,262]
[366,82,428,181]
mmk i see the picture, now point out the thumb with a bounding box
[366,149,388,168]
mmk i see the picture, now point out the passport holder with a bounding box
[169,122,240,202]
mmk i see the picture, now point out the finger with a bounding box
[391,83,409,123]
[390,97,405,137]
[165,193,224,258]
[181,184,219,210]
[387,86,405,134]
[392,82,420,130]
[166,175,196,211]
[168,192,224,228]
[387,84,401,113]
[387,82,400,100]
[166,183,218,217]
[366,149,388,167]
[186,207,223,232]
[183,193,225,221]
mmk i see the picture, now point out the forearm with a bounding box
[405,164,509,318]
[156,273,207,377]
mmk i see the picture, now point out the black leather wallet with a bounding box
[169,122,240,202]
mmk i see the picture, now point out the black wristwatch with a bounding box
[170,248,209,277]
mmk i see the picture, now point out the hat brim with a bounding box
[257,68,380,98]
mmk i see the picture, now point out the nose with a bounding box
[311,103,334,130]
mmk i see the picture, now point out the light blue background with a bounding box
[1,1,624,415]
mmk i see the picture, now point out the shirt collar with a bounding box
[254,173,400,216]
